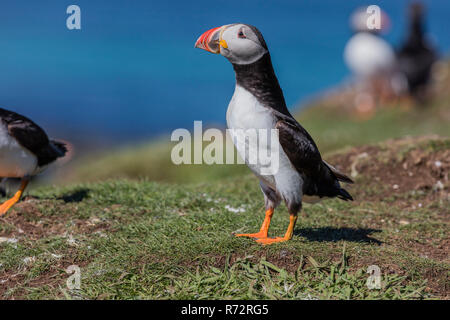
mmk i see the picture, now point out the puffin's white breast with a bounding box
[226,85,277,185]
[226,85,302,203]
[0,121,38,177]
[226,85,276,130]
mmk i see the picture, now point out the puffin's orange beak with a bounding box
[195,26,228,54]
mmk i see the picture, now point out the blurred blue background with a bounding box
[0,0,448,149]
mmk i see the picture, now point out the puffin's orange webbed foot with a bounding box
[235,231,268,239]
[0,197,20,216]
[256,236,290,245]
[234,208,273,240]
[0,179,28,217]
[255,214,298,245]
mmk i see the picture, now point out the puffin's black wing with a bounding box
[275,115,353,200]
[275,118,322,173]
[0,108,66,167]
[0,108,50,151]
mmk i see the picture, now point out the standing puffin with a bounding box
[343,7,396,112]
[195,24,353,244]
[0,108,67,216]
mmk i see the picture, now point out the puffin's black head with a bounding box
[195,23,268,65]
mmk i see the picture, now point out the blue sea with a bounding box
[0,0,448,148]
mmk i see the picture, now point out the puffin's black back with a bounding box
[0,108,67,166]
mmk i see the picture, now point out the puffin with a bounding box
[195,24,353,244]
[396,2,437,101]
[343,8,396,112]
[0,108,67,216]
[344,7,395,78]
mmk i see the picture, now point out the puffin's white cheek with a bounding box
[230,42,267,65]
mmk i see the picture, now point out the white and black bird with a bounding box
[344,7,395,78]
[0,108,68,215]
[195,24,353,244]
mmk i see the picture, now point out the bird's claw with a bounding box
[0,198,18,216]
[255,237,290,245]
[235,232,268,239]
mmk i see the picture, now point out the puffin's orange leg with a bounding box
[256,214,297,245]
[235,208,274,239]
[0,179,29,216]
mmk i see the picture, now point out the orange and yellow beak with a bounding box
[194,25,229,54]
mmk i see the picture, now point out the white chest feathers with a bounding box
[225,85,302,199]
[0,122,38,177]
[226,85,278,180]
[226,85,275,130]
[344,32,395,77]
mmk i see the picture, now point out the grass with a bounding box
[1,135,448,299]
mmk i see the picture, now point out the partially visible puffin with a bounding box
[343,7,396,113]
[0,108,67,216]
[195,24,353,244]
[396,2,438,101]
[344,7,395,79]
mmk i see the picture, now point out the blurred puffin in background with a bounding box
[395,2,438,103]
[195,24,353,244]
[344,7,396,115]
[0,108,68,216]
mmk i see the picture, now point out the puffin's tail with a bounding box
[50,139,74,164]
[323,160,354,184]
[337,187,353,201]
[322,160,354,201]
[50,140,68,157]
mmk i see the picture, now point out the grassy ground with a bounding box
[0,136,448,299]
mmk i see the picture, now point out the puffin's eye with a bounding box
[238,30,246,38]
